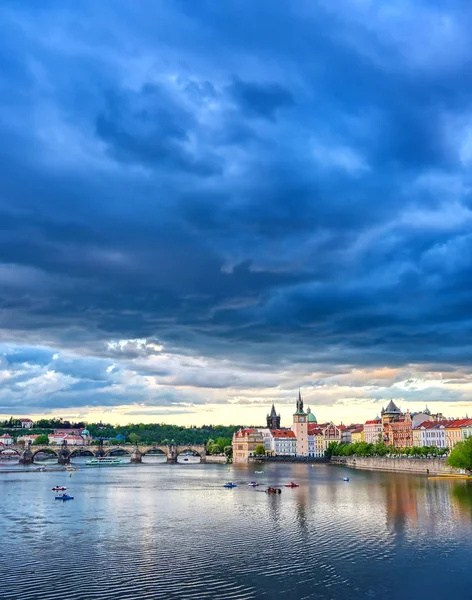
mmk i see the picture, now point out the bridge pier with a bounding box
[57,450,70,465]
[19,449,33,465]
[130,449,142,463]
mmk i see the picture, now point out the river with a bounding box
[1,461,471,599]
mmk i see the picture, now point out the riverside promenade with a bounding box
[330,455,460,475]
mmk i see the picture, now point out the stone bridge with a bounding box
[2,443,206,465]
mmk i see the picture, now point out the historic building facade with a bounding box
[381,400,413,448]
[232,428,264,464]
[292,390,308,456]
[364,418,382,444]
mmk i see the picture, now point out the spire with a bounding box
[270,403,277,417]
[296,388,304,413]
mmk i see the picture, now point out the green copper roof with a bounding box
[306,408,317,423]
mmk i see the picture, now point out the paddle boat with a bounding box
[285,482,299,488]
[265,487,282,494]
[343,477,350,482]
[55,493,74,500]
[223,482,237,488]
[52,486,67,492]
[248,481,259,487]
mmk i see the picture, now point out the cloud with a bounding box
[0,0,472,422]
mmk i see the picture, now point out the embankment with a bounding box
[330,456,459,475]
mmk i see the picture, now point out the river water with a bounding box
[1,461,471,600]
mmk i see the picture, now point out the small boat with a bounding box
[52,486,67,491]
[55,494,74,500]
[85,457,123,467]
[223,482,237,488]
[248,481,259,487]
[265,487,282,494]
[36,466,47,472]
[343,477,350,482]
[285,482,299,488]
[255,471,264,474]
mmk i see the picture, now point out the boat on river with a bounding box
[85,457,123,467]
[52,486,67,491]
[265,487,281,494]
[285,482,299,488]
[223,482,237,488]
[55,494,74,500]
[248,481,259,487]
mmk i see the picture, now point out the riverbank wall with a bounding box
[330,456,459,475]
[205,455,227,464]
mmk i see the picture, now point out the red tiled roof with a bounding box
[446,419,472,429]
[0,434,12,438]
[365,419,381,425]
[270,430,296,438]
[20,418,33,422]
[234,428,255,438]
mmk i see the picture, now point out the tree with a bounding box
[128,433,140,445]
[254,444,266,456]
[224,445,233,458]
[33,434,49,445]
[447,437,472,473]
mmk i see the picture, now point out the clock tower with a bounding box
[292,389,308,456]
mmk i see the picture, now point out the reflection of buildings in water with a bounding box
[385,476,419,535]
[294,485,309,534]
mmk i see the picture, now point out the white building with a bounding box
[364,419,382,444]
[417,421,448,448]
[267,430,297,456]
[19,418,34,429]
[0,434,13,446]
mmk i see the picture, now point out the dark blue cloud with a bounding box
[1,0,472,413]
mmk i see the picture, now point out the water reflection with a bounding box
[0,463,471,600]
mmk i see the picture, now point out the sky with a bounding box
[1,0,472,427]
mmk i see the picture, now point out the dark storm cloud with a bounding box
[1,0,472,411]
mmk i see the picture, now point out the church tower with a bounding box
[266,404,281,430]
[292,389,308,456]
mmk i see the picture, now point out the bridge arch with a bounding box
[0,448,20,457]
[176,448,202,458]
[69,449,94,458]
[32,448,59,460]
[105,447,131,457]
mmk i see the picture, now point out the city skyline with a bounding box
[2,2,472,426]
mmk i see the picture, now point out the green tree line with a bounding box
[328,441,449,458]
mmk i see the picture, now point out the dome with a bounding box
[306,407,317,423]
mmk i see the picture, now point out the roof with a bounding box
[0,434,12,438]
[270,430,296,439]
[234,428,256,438]
[365,419,381,425]
[306,407,317,423]
[446,419,472,429]
[20,418,33,422]
[384,400,401,413]
[351,428,364,434]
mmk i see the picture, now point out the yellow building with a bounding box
[412,428,422,447]
[351,427,364,443]
[446,419,472,449]
[232,428,264,464]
